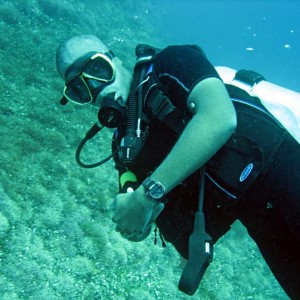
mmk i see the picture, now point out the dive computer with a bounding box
[142,177,166,202]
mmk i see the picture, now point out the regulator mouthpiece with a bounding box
[98,95,126,128]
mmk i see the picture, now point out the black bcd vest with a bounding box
[115,46,287,199]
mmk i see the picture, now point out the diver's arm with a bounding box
[111,77,236,240]
[143,77,237,193]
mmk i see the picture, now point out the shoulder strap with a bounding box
[145,85,189,135]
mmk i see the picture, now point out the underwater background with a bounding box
[0,0,299,299]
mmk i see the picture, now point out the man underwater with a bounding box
[56,34,300,299]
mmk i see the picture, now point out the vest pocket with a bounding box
[206,100,287,199]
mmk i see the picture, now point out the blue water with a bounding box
[159,0,300,93]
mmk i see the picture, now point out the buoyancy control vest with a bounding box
[115,46,287,199]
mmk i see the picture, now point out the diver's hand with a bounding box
[111,187,164,242]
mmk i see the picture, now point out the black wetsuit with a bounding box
[114,45,300,299]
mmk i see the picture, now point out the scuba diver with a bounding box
[56,34,300,299]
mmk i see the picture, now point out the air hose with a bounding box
[119,45,148,165]
[126,64,143,136]
[75,122,112,168]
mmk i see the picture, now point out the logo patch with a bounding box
[239,163,254,182]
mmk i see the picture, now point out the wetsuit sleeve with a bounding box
[154,45,220,110]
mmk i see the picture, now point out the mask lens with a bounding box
[62,52,115,105]
[64,77,92,104]
[84,56,114,81]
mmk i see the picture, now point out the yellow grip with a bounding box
[120,171,137,188]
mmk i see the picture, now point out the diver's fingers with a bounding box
[117,228,142,238]
[118,227,151,242]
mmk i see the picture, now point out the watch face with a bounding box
[149,183,165,200]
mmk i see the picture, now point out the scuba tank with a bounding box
[217,67,300,144]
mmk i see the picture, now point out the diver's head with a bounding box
[56,34,131,107]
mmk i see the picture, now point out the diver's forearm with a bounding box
[149,112,235,193]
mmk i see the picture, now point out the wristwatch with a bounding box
[142,177,166,202]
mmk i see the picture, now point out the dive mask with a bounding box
[61,50,115,105]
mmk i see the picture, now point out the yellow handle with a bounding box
[120,171,137,188]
